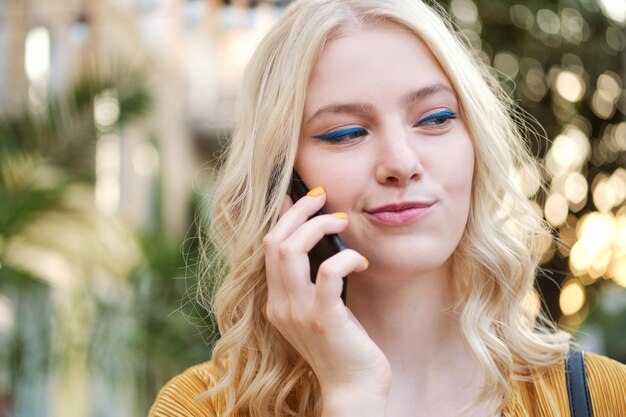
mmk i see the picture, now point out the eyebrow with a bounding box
[303,83,457,127]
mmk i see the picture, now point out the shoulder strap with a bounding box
[565,350,594,417]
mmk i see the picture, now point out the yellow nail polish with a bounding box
[361,256,369,266]
[332,212,348,219]
[307,186,325,196]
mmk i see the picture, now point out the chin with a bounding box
[369,255,452,278]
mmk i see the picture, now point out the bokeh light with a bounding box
[560,8,584,44]
[537,9,560,35]
[451,0,479,27]
[597,0,626,24]
[545,192,569,227]
[494,51,519,79]
[564,171,588,205]
[560,279,586,316]
[555,70,585,102]
[94,89,120,131]
[510,5,533,30]
[546,126,590,177]
[605,26,626,52]
[515,161,542,197]
[592,173,617,212]
[24,26,50,83]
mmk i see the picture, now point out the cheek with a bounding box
[443,138,475,192]
[295,147,363,209]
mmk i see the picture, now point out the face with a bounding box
[295,23,475,280]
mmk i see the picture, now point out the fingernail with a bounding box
[361,256,369,266]
[307,186,325,196]
[332,212,348,219]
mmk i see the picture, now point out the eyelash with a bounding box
[312,110,457,144]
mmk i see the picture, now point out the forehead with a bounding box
[303,23,453,114]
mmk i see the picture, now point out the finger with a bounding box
[282,213,349,260]
[313,249,368,313]
[270,187,327,244]
[280,194,294,217]
[265,188,326,309]
[265,196,298,305]
[278,214,350,302]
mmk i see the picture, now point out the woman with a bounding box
[150,1,626,416]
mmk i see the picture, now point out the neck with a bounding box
[346,263,474,382]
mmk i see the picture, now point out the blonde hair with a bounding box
[200,1,571,416]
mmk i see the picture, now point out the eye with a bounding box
[312,126,367,144]
[414,110,457,128]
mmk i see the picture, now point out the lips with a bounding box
[365,201,435,226]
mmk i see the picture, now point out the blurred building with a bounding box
[0,0,288,237]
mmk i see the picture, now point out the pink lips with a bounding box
[365,201,435,226]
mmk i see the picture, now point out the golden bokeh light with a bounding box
[569,195,588,213]
[616,122,626,150]
[494,51,519,78]
[576,211,616,248]
[564,171,588,204]
[545,126,590,177]
[592,174,617,212]
[589,249,611,278]
[601,123,624,156]
[570,240,596,273]
[545,192,569,227]
[515,162,542,197]
[555,70,585,102]
[591,89,615,119]
[560,279,586,316]
[614,210,626,260]
[611,258,626,287]
[597,72,622,103]
[569,211,622,280]
[609,168,626,206]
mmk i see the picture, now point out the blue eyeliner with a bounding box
[416,109,456,124]
[312,126,366,140]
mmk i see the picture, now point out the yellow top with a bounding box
[149,352,626,417]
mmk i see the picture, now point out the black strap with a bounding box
[565,350,594,417]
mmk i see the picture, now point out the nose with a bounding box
[374,126,424,186]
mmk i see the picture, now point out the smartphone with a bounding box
[288,170,348,304]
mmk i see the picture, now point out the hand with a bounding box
[262,187,392,409]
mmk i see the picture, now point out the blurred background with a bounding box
[0,0,624,415]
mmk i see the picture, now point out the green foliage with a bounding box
[0,65,214,416]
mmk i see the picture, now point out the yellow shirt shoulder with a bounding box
[149,361,224,417]
[150,352,626,417]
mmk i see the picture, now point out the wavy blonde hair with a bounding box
[200,1,571,416]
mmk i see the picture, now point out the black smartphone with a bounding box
[288,170,348,304]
